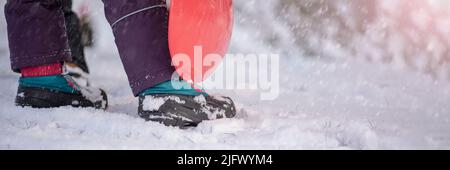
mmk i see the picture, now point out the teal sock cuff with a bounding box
[19,75,79,94]
[140,80,208,97]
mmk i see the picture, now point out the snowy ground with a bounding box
[1,1,450,150]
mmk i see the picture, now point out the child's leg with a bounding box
[63,0,91,74]
[102,0,175,96]
[5,0,72,72]
[102,0,236,128]
[5,0,107,109]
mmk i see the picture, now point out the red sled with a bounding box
[168,0,233,83]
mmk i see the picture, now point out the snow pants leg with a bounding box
[102,0,174,96]
[5,0,72,72]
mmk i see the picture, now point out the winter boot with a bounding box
[15,62,108,110]
[138,80,236,128]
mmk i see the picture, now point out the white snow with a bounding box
[0,0,449,150]
[193,95,207,104]
[142,96,167,111]
[142,95,185,111]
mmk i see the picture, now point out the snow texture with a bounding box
[142,95,185,111]
[0,0,449,149]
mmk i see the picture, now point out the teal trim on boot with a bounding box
[19,75,79,94]
[140,80,208,97]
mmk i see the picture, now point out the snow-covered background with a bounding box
[1,0,450,149]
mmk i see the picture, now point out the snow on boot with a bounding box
[65,62,91,87]
[15,75,108,110]
[138,80,236,128]
[138,94,236,128]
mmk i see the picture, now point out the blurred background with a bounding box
[232,0,450,79]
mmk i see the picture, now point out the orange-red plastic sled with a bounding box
[168,0,233,83]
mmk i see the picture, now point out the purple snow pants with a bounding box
[4,0,174,96]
